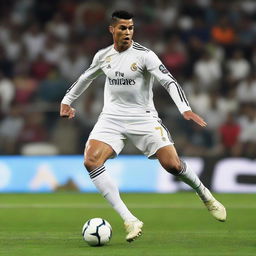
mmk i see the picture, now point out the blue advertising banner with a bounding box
[0,156,255,193]
[0,155,161,193]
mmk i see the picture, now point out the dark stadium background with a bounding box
[0,0,255,157]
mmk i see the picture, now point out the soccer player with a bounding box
[60,10,226,242]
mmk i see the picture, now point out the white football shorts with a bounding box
[87,113,174,159]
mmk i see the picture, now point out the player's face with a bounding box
[110,19,134,51]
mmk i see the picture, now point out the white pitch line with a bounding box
[0,204,255,209]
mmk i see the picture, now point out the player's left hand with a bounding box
[182,110,207,127]
[60,103,76,119]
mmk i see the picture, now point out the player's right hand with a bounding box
[60,103,76,119]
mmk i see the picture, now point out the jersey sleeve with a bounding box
[144,50,191,114]
[61,51,103,105]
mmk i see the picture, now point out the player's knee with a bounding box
[163,158,182,176]
[84,155,103,172]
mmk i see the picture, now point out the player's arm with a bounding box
[145,51,207,127]
[60,52,103,119]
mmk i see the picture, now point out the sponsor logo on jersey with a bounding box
[108,78,135,85]
[130,63,137,71]
[159,64,169,74]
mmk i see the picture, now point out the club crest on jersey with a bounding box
[105,56,111,62]
[159,64,168,74]
[130,63,137,71]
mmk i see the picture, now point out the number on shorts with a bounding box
[155,126,163,136]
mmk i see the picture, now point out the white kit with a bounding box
[61,41,191,157]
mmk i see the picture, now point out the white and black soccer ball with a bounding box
[82,218,112,246]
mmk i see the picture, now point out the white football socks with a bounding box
[89,165,137,222]
[178,160,212,202]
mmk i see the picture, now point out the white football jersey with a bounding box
[61,41,191,117]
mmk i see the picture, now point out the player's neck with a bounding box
[114,41,132,52]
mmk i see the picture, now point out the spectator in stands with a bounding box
[226,49,250,84]
[237,16,255,46]
[155,1,178,29]
[46,13,70,41]
[37,66,68,130]
[22,23,45,60]
[238,104,256,157]
[194,50,222,91]
[3,29,22,61]
[75,1,106,35]
[31,54,52,81]
[59,46,89,82]
[185,36,204,77]
[37,66,68,103]
[211,16,236,46]
[218,88,239,116]
[0,104,24,154]
[0,44,14,77]
[0,71,15,114]
[161,36,187,77]
[183,122,214,156]
[236,73,256,104]
[18,112,48,146]
[205,39,225,63]
[219,112,241,156]
[204,91,225,135]
[13,69,38,105]
[183,17,210,43]
[41,33,66,65]
[183,76,210,117]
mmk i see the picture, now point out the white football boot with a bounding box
[198,187,227,222]
[124,219,144,242]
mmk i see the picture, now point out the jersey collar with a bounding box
[112,41,134,54]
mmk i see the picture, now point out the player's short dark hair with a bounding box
[111,10,134,25]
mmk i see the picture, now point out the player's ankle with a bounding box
[124,217,139,223]
[197,186,213,202]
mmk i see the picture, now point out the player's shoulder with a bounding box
[131,42,158,61]
[98,44,113,54]
[94,45,114,60]
[132,42,151,54]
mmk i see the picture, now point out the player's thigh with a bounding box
[87,115,126,158]
[84,139,115,170]
[84,115,126,170]
[155,144,181,170]
[127,118,173,158]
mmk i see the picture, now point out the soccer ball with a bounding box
[82,218,112,246]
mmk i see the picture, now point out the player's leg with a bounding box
[84,139,143,242]
[156,145,226,221]
[84,139,136,221]
[127,116,226,221]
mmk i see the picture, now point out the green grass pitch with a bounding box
[0,193,255,256]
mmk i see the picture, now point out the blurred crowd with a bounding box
[0,0,256,157]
